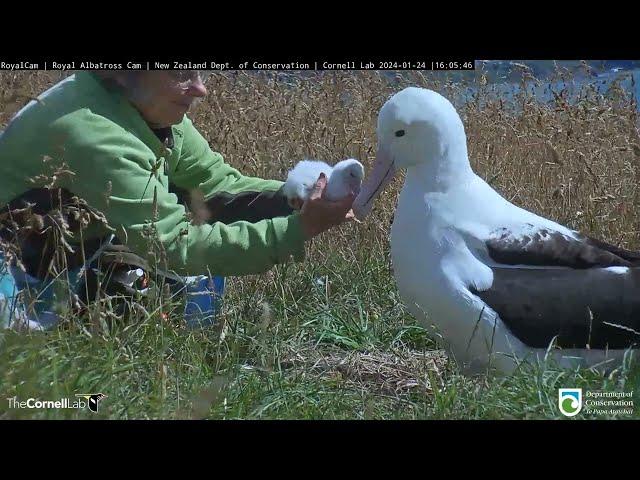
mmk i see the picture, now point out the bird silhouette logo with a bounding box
[75,393,107,413]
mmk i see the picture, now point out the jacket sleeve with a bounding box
[51,111,306,277]
[169,117,294,224]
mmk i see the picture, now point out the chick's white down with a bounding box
[282,158,365,207]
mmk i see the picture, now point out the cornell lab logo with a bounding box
[75,393,107,413]
[558,388,583,417]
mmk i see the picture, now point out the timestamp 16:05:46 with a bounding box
[376,61,474,70]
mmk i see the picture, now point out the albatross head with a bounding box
[353,87,469,219]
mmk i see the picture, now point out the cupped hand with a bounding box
[299,173,356,240]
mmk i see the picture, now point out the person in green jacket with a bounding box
[0,70,355,329]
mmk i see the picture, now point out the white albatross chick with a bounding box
[282,158,364,208]
[353,86,640,376]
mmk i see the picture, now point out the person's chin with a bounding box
[167,110,187,124]
[173,105,191,120]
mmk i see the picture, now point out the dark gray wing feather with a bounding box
[486,225,640,268]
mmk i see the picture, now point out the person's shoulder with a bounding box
[4,73,123,144]
[50,76,147,154]
[1,74,78,135]
[1,76,101,163]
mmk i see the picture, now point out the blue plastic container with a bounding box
[183,275,226,329]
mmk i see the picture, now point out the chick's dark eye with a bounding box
[395,130,405,137]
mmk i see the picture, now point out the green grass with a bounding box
[1,248,638,420]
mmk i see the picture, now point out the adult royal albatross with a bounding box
[353,86,640,375]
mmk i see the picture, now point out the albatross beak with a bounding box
[352,144,396,220]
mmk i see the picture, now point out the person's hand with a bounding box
[299,173,356,240]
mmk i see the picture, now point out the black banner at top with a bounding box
[0,55,476,71]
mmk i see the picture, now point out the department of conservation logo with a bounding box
[558,388,582,417]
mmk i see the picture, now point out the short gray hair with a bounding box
[92,70,208,109]
[92,71,154,104]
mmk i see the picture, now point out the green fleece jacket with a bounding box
[0,72,305,276]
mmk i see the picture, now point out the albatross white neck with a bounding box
[406,144,474,193]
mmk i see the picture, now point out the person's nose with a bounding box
[186,77,208,97]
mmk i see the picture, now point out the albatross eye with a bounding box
[395,130,405,137]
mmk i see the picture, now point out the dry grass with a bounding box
[280,342,448,396]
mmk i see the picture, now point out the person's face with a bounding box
[130,71,209,128]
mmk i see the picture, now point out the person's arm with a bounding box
[53,111,305,277]
[169,117,293,224]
